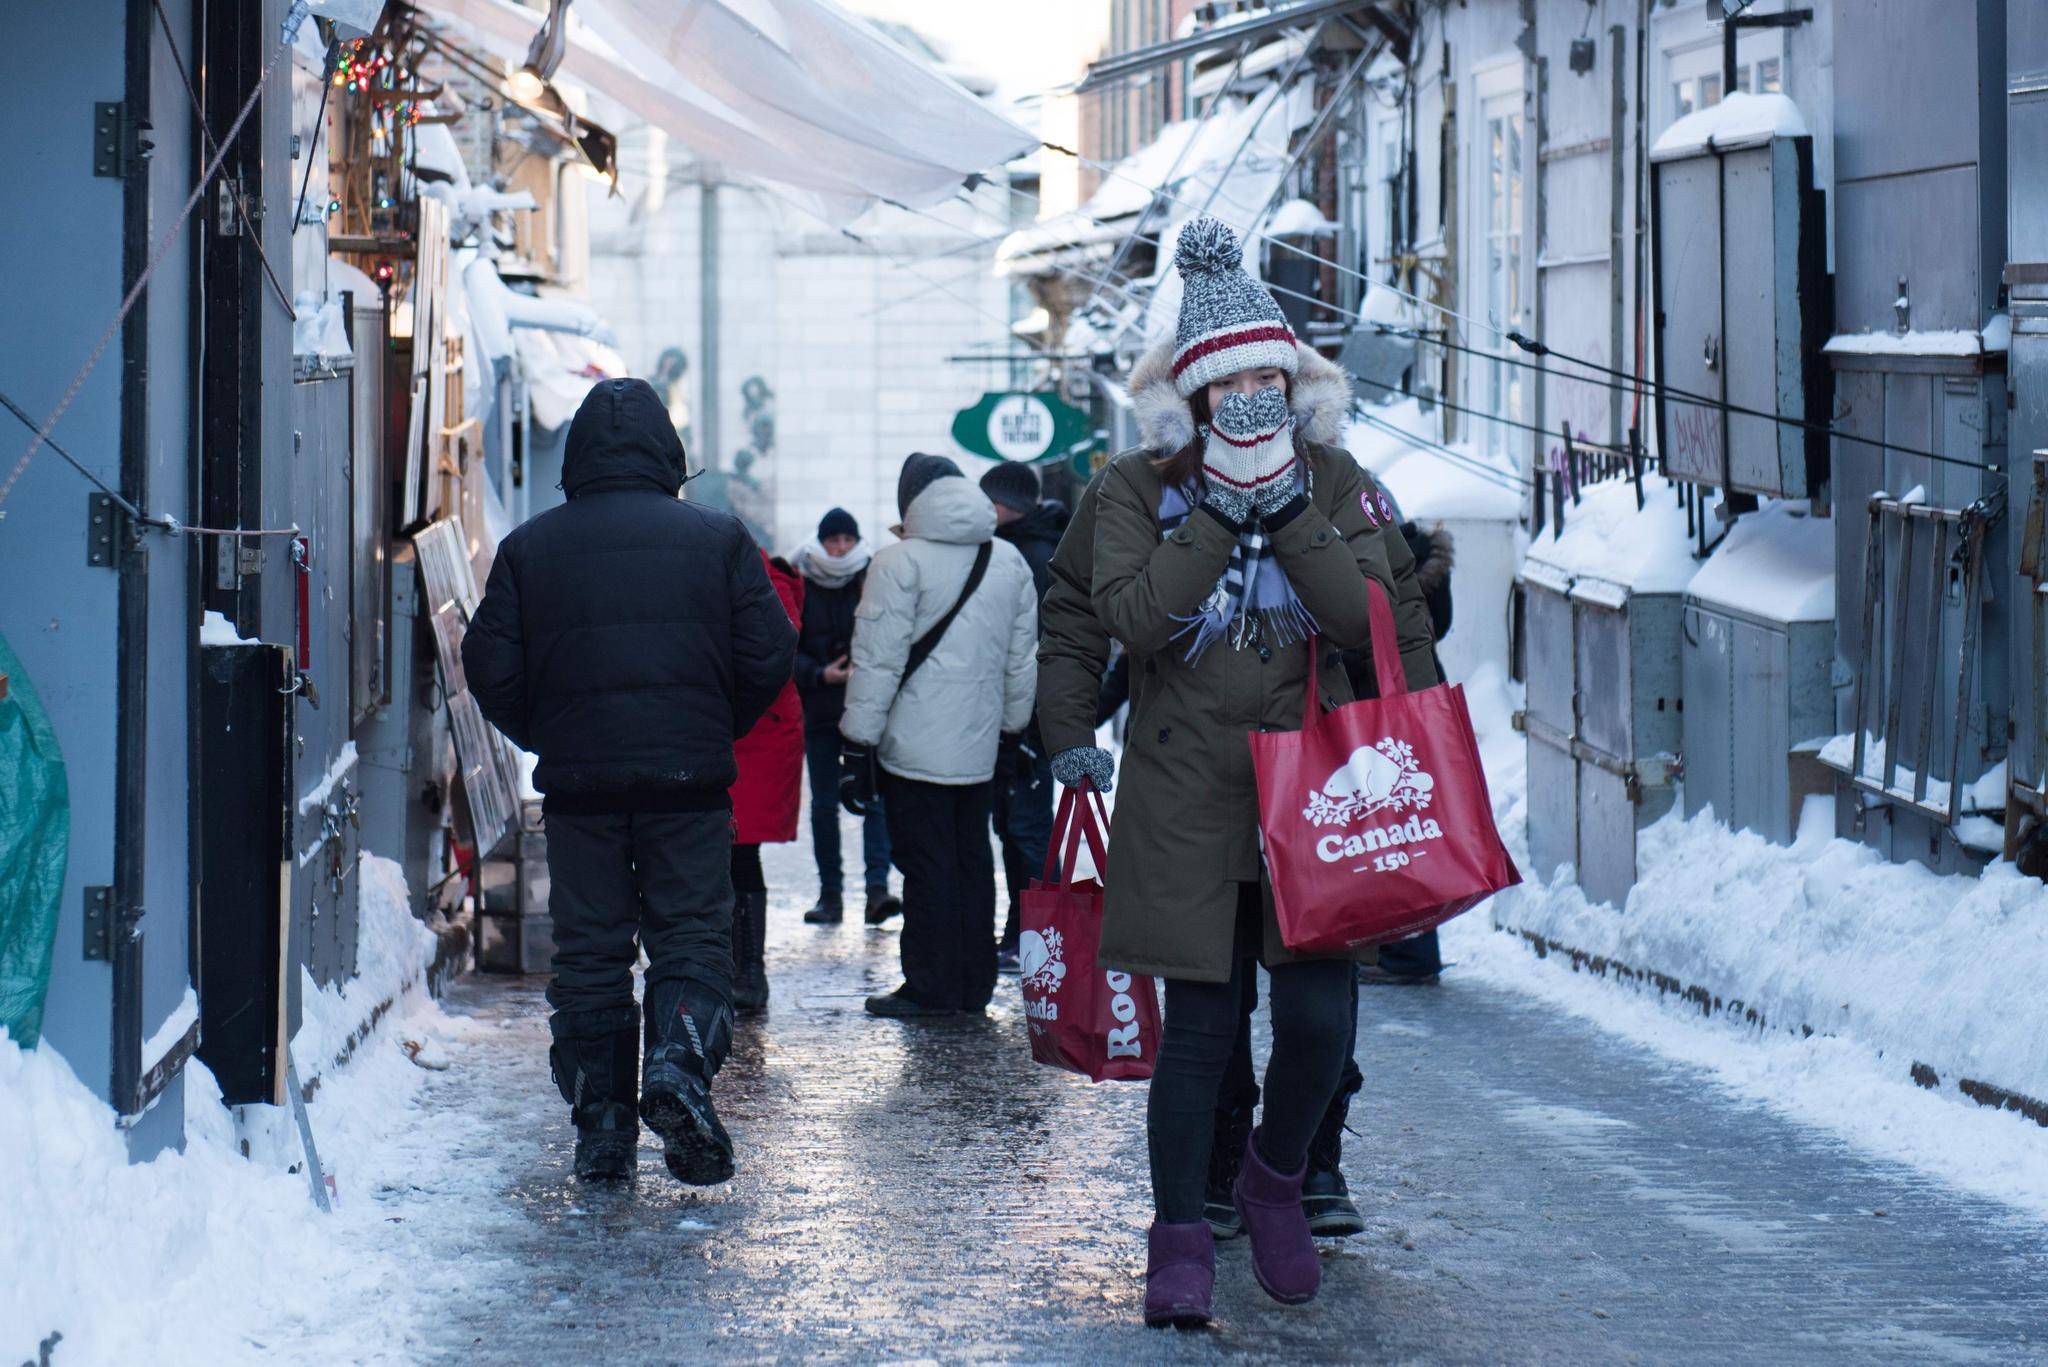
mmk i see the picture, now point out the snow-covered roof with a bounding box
[1265,198,1339,236]
[1649,91,1808,161]
[1522,479,1699,598]
[1350,401,1523,524]
[1685,500,1834,623]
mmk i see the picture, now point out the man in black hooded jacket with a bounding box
[464,378,796,1185]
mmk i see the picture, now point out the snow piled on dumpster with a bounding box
[1444,680,2048,1217]
[0,854,485,1364]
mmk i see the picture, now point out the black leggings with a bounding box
[1146,888,1355,1222]
[730,843,764,894]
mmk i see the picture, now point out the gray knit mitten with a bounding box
[1049,746,1115,794]
[1201,386,1296,526]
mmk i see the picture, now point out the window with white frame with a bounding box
[1470,60,1525,459]
[1655,10,1787,135]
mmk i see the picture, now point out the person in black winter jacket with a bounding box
[979,461,1066,972]
[791,509,896,926]
[464,378,796,1187]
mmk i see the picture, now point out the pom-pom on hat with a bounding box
[1171,216,1299,398]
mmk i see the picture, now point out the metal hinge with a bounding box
[84,886,112,960]
[93,102,125,177]
[94,101,150,178]
[214,536,265,590]
[87,493,117,567]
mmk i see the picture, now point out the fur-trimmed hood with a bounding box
[1128,339,1352,453]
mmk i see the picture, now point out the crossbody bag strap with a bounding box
[899,540,992,686]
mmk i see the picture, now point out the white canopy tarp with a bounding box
[418,0,1033,226]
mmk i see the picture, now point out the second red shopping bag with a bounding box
[1018,781,1161,1082]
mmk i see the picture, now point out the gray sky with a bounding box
[846,0,1109,104]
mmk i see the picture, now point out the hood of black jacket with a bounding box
[562,378,687,498]
[1000,499,1068,551]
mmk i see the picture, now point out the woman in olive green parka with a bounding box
[1033,217,1437,1327]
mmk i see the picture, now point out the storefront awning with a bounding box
[416,0,1035,225]
[1076,0,1397,94]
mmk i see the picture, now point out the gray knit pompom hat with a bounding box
[1170,216,1298,398]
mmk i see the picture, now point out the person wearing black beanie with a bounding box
[977,461,1070,974]
[817,507,860,543]
[791,507,897,926]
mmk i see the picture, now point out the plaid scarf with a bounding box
[1156,457,1316,664]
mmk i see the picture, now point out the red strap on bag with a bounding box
[1301,577,1407,727]
[1042,780,1110,890]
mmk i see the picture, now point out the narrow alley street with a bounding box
[376,838,2048,1364]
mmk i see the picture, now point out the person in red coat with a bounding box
[728,550,805,1014]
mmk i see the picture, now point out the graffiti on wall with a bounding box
[688,374,777,549]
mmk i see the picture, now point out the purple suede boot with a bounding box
[1233,1130,1322,1305]
[1144,1220,1216,1328]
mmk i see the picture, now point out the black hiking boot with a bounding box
[864,889,902,925]
[548,1006,641,1184]
[641,980,735,1186]
[732,891,770,1016]
[573,1104,639,1182]
[1303,1070,1365,1237]
[1205,1085,1258,1239]
[803,893,844,925]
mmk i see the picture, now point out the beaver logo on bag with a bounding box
[1302,738,1435,828]
[1020,928,1068,995]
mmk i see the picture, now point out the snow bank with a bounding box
[1523,478,1698,596]
[296,854,438,1085]
[1684,500,1833,622]
[1485,808,2048,1108]
[1447,674,2048,1217]
[1,855,459,1363]
[1650,91,1808,160]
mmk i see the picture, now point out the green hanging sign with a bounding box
[951,390,1093,464]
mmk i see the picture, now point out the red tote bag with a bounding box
[1018,783,1162,1082]
[1249,580,1521,955]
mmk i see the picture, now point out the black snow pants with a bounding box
[544,807,736,1029]
[880,772,998,1012]
[1146,886,1354,1223]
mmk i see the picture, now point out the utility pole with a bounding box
[698,173,720,474]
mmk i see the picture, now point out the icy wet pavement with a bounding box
[386,836,2048,1364]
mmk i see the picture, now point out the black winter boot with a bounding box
[733,891,770,1015]
[641,979,735,1185]
[548,1005,641,1182]
[1302,1070,1365,1237]
[803,892,844,925]
[1204,1085,1258,1239]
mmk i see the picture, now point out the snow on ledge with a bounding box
[1824,320,2007,359]
[1684,500,1833,623]
[1649,91,1808,161]
[199,609,257,647]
